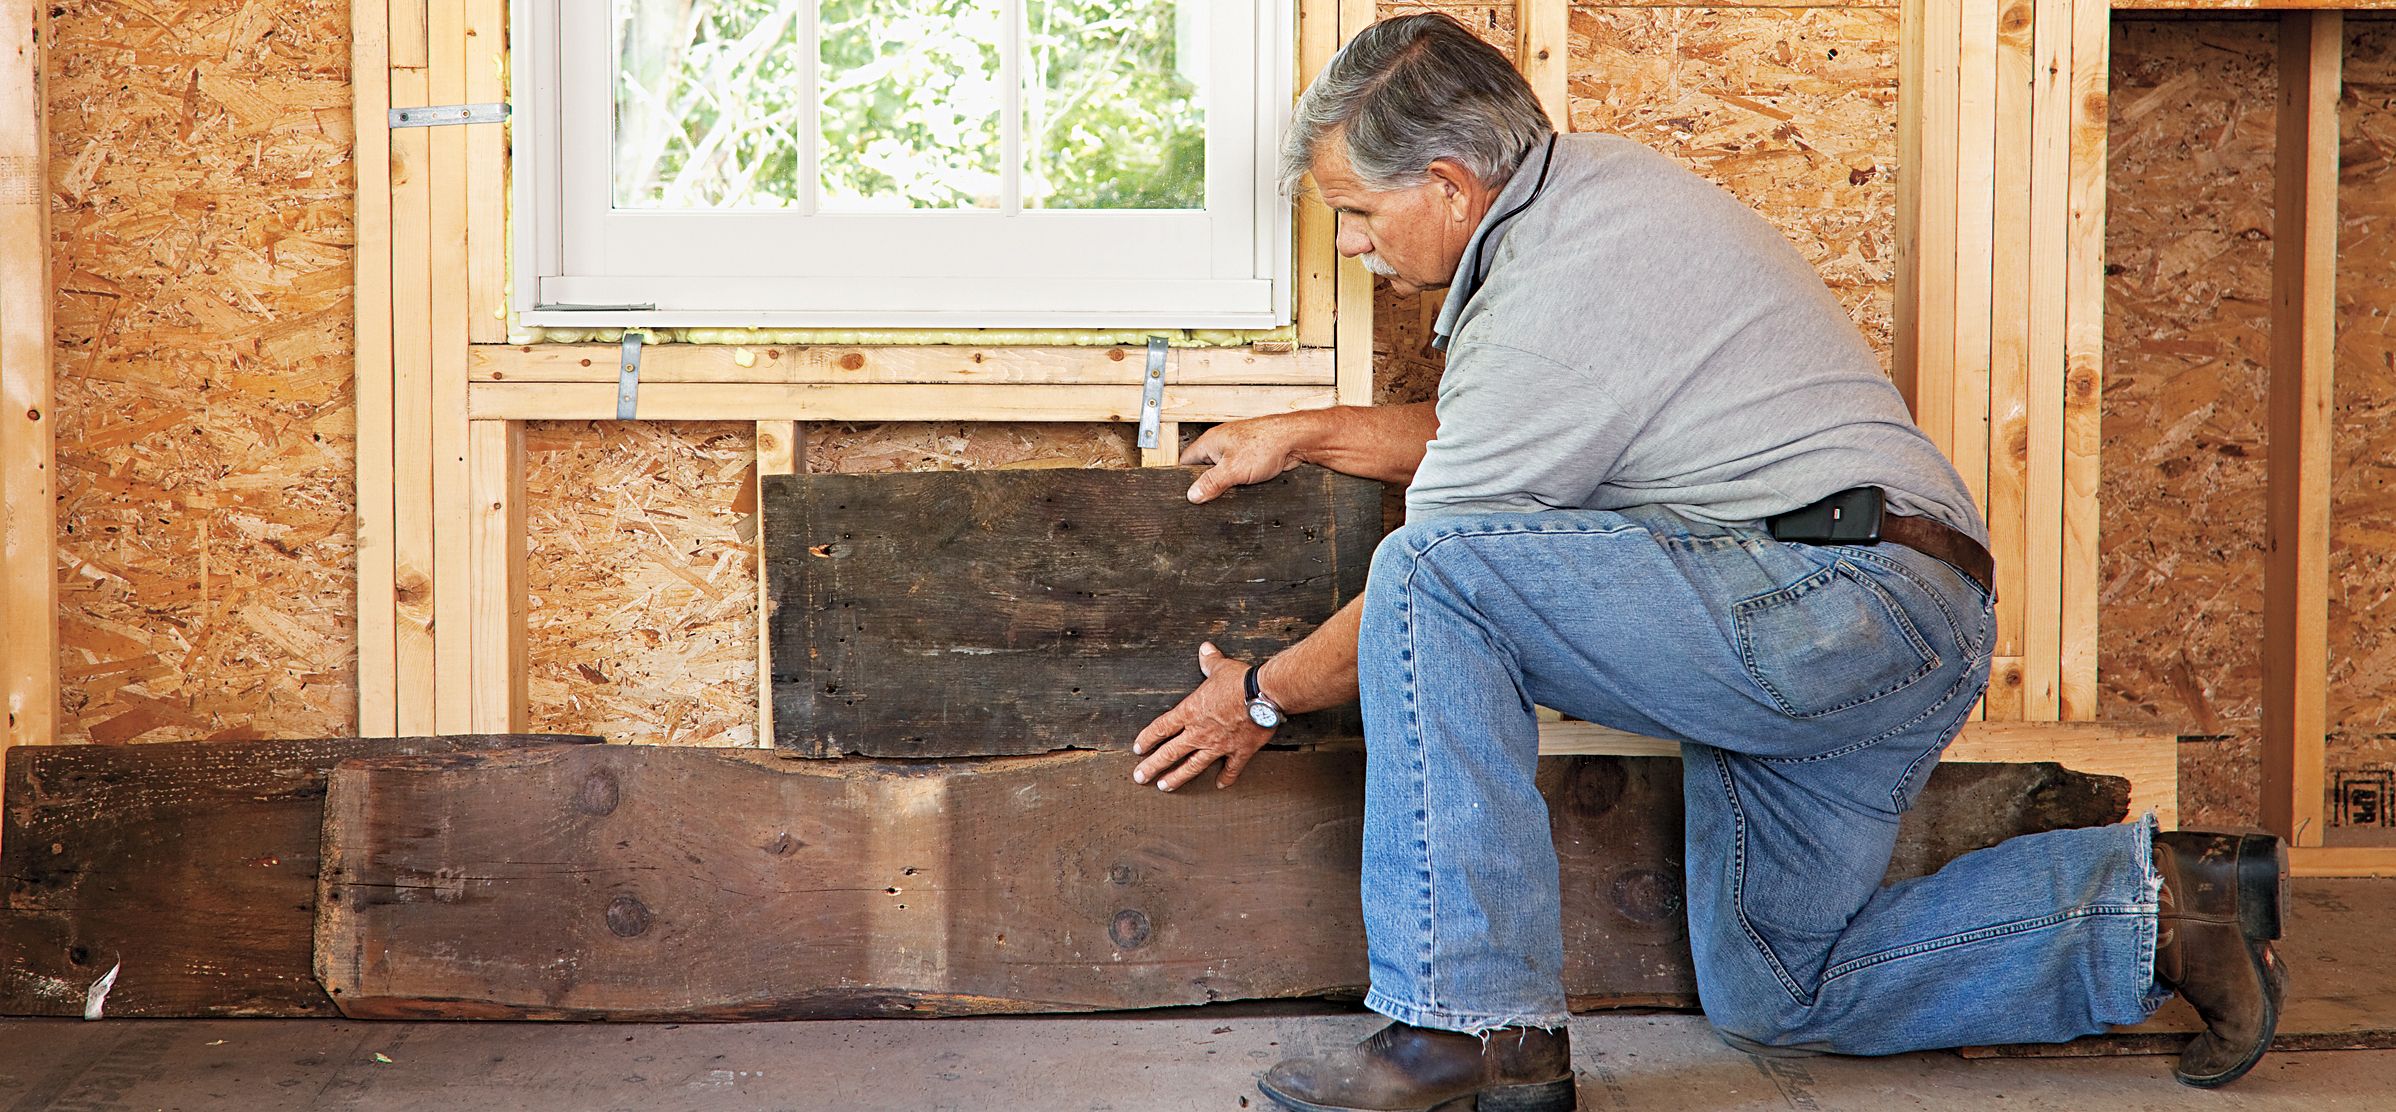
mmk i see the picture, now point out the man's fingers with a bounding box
[1134,738,1194,784]
[1156,748,1224,792]
[1132,710,1182,755]
[1185,466,1226,504]
[1216,748,1256,789]
[1196,641,1224,676]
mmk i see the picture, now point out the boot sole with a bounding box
[1256,1076,1577,1112]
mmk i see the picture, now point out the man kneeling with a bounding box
[1125,15,2286,1110]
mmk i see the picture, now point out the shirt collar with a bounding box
[1431,134,1558,352]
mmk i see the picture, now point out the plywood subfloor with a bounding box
[0,1010,2387,1112]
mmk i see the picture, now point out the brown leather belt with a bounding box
[1876,513,1995,598]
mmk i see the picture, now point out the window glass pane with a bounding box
[817,0,1006,211]
[1022,0,1206,210]
[613,1,807,210]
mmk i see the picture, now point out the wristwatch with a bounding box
[1244,661,1287,730]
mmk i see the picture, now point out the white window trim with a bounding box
[510,0,1294,330]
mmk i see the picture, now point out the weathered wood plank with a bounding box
[767,467,1380,756]
[0,734,598,1018]
[314,744,2127,1021]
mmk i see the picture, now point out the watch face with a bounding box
[1247,702,1280,728]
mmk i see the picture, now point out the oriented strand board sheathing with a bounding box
[1567,6,1902,371]
[524,422,1137,746]
[522,422,762,747]
[47,1,358,744]
[1379,4,1520,57]
[2100,17,2396,831]
[2327,17,2396,735]
[2100,20,2279,829]
[2098,20,2278,744]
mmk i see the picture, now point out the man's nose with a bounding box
[1334,216,1371,258]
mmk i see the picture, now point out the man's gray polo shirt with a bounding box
[1408,133,1987,546]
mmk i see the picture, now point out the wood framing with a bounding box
[2292,847,2396,880]
[2262,10,2341,848]
[2020,0,2072,720]
[2057,0,2109,720]
[387,1,437,737]
[1295,0,1339,350]
[1896,0,1962,459]
[0,0,54,759]
[428,0,474,735]
[1985,0,2036,720]
[1951,0,1999,521]
[465,0,507,346]
[1333,0,1377,409]
[470,343,1334,386]
[465,420,526,734]
[470,382,1339,424]
[753,422,804,749]
[1538,720,2179,831]
[1904,0,2103,726]
[353,4,399,738]
[1516,0,1571,131]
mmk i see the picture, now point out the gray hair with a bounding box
[1279,13,1553,197]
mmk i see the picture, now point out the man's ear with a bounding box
[1424,159,1482,222]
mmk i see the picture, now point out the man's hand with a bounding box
[1180,414,1318,504]
[1132,642,1274,791]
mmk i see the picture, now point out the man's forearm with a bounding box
[1297,402,1439,486]
[1253,594,1365,716]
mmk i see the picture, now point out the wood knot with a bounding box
[839,352,866,371]
[1108,864,1140,886]
[574,770,620,816]
[605,893,652,938]
[1110,908,1152,950]
[1607,867,1681,925]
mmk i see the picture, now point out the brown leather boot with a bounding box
[2152,830,2289,1088]
[1257,1021,1575,1112]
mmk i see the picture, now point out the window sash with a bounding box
[515,0,1291,328]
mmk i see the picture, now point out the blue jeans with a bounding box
[1355,507,2166,1054]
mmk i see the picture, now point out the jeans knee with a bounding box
[1370,519,1446,579]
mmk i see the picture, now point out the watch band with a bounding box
[1245,660,1285,726]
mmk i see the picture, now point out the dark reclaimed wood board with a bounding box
[765,466,1380,757]
[314,744,2127,1020]
[0,734,599,1018]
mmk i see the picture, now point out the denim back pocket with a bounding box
[1733,559,1940,719]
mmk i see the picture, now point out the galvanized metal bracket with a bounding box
[616,333,644,421]
[390,102,512,129]
[1135,336,1168,450]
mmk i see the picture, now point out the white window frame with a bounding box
[511,0,1293,330]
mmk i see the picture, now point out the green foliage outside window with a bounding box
[613,0,1206,212]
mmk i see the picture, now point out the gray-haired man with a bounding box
[1127,14,2286,1110]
